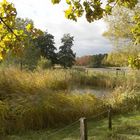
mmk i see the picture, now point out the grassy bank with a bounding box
[2,111,140,140]
[0,67,139,135]
[0,68,139,97]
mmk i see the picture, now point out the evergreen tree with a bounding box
[58,34,76,68]
[34,32,57,65]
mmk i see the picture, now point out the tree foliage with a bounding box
[51,0,138,22]
[0,0,43,61]
[91,54,107,67]
[103,2,140,69]
[37,56,52,69]
[132,11,140,44]
[103,3,140,45]
[104,45,140,67]
[51,0,139,46]
[0,0,139,69]
[128,54,140,70]
[0,18,41,70]
[76,55,92,66]
[58,34,76,68]
[0,0,26,60]
[76,54,107,67]
[34,32,57,65]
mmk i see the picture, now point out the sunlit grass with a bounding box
[2,112,140,140]
[0,67,139,135]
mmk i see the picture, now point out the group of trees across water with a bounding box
[0,17,76,70]
[1,25,75,70]
[76,54,108,68]
[0,0,140,70]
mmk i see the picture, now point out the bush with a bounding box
[37,57,52,70]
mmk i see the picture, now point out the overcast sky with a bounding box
[7,0,113,56]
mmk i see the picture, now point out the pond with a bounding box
[69,87,112,97]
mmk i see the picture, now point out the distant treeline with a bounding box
[75,54,109,68]
[76,45,140,68]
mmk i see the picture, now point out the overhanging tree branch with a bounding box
[0,16,20,41]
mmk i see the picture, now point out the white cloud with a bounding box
[4,0,113,56]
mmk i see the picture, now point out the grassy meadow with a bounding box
[0,67,139,139]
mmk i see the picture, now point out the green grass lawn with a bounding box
[2,111,140,140]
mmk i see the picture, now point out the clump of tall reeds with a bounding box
[0,92,104,134]
[0,67,139,134]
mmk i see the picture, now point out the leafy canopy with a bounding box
[103,3,140,45]
[34,32,57,65]
[103,3,140,69]
[0,0,43,60]
[0,0,29,59]
[128,54,140,70]
[58,34,76,68]
[51,0,138,22]
[51,0,139,45]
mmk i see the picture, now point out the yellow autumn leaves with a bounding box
[0,0,43,60]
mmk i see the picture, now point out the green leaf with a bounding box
[51,0,61,4]
[105,4,112,14]
[66,0,71,5]
[26,24,33,32]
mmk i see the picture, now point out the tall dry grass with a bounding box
[0,67,139,134]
